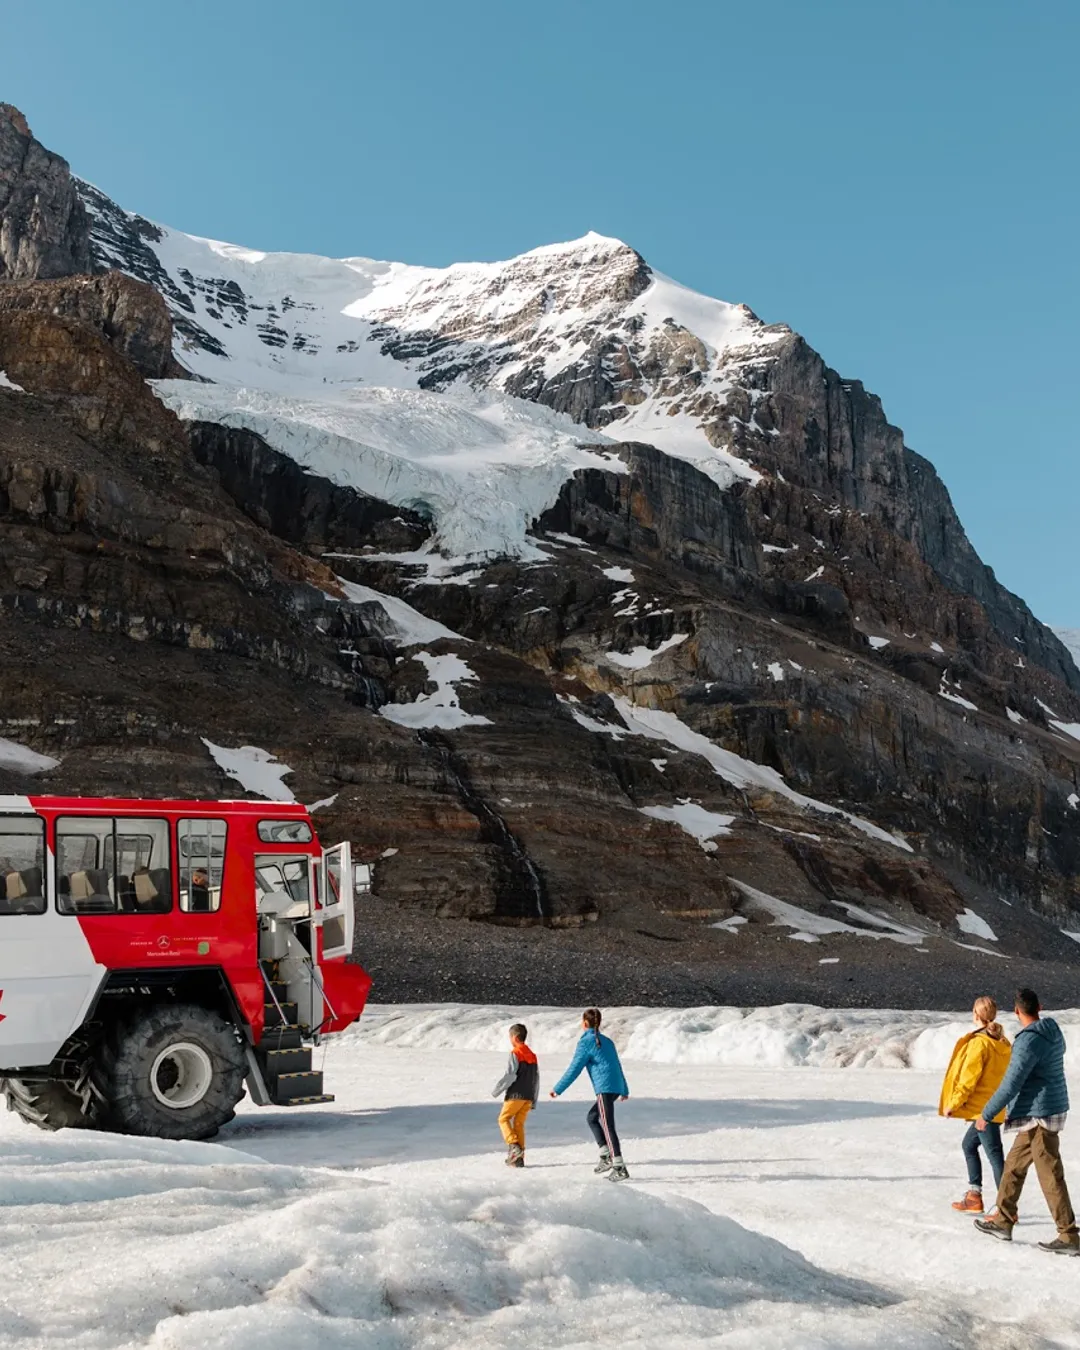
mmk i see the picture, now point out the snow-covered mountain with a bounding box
[80,183,788,556]
[1055,628,1080,673]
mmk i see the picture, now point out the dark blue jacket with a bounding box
[980,1017,1069,1124]
[552,1031,629,1097]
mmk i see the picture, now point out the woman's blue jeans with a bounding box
[962,1120,1004,1190]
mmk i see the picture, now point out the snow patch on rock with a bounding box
[336,578,464,646]
[612,698,912,851]
[0,737,59,773]
[640,800,735,851]
[732,880,924,946]
[606,634,687,669]
[380,652,491,730]
[956,908,997,942]
[202,740,295,800]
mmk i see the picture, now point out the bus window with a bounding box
[0,816,46,915]
[178,819,227,913]
[57,817,171,914]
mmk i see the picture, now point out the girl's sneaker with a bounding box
[951,1189,984,1214]
[594,1151,612,1174]
[505,1144,523,1167]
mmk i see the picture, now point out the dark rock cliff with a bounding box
[0,103,91,281]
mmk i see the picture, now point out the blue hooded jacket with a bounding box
[552,1030,629,1098]
[980,1017,1070,1124]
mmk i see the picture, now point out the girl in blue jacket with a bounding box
[550,1008,631,1180]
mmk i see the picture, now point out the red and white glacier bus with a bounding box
[0,794,372,1139]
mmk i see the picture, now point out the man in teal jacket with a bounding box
[974,987,1078,1255]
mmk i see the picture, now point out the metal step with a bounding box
[260,1046,313,1081]
[258,1025,304,1050]
[264,1001,299,1029]
[276,1093,335,1107]
[272,1069,326,1104]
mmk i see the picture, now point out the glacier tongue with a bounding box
[154,379,626,558]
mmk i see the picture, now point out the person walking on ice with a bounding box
[550,1008,631,1181]
[939,995,1011,1214]
[973,987,1079,1255]
[492,1022,538,1168]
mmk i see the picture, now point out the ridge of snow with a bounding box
[352,1000,1080,1070]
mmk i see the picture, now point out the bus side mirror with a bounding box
[354,863,371,898]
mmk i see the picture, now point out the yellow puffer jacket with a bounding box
[938,1027,1011,1121]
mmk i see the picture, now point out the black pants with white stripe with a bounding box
[587,1093,622,1158]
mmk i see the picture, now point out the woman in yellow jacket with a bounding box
[938,996,1011,1214]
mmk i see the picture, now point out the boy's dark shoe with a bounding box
[594,1150,612,1174]
[505,1144,523,1167]
[607,1164,630,1182]
[512,1152,525,1169]
[1038,1237,1080,1256]
[974,1216,1013,1241]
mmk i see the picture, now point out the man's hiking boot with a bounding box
[1038,1237,1080,1256]
[505,1144,523,1168]
[594,1151,612,1174]
[951,1189,984,1214]
[974,1216,1013,1241]
[607,1161,630,1182]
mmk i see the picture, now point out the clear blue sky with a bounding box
[3,0,1076,625]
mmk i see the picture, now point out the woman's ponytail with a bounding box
[583,1007,602,1048]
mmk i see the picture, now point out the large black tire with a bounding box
[0,1077,98,1130]
[94,1004,246,1141]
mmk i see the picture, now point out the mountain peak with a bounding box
[0,102,31,138]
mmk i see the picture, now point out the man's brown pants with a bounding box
[996,1125,1078,1237]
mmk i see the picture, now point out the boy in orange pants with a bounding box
[492,1022,539,1167]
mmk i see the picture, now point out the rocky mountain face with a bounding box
[0,104,91,281]
[0,103,1077,1008]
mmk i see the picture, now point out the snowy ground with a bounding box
[2,1004,1078,1348]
